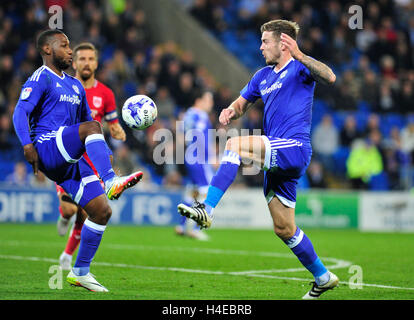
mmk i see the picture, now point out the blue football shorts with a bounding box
[261,136,312,208]
[185,161,214,195]
[34,124,104,207]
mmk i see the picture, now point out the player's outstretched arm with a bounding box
[108,122,126,141]
[219,95,251,126]
[280,33,336,85]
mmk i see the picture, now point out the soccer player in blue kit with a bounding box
[178,20,339,299]
[13,30,143,292]
[175,89,215,241]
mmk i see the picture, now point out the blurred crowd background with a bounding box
[1,0,414,192]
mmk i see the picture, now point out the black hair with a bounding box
[191,87,211,105]
[36,29,66,54]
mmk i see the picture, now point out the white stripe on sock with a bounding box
[85,134,105,145]
[84,219,106,232]
[221,151,241,165]
[286,229,304,249]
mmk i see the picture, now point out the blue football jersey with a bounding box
[183,107,213,163]
[240,58,315,145]
[16,65,92,144]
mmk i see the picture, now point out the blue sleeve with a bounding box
[240,69,262,103]
[297,60,315,85]
[13,100,36,146]
[80,87,93,122]
[13,78,47,146]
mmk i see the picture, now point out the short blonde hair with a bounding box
[260,19,300,40]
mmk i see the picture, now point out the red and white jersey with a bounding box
[85,80,118,124]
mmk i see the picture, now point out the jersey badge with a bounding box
[21,87,32,100]
[72,85,80,94]
[93,96,103,108]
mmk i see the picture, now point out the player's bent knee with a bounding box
[99,205,112,225]
[80,120,103,136]
[225,137,241,153]
[85,198,112,225]
[273,224,296,241]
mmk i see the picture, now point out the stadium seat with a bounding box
[100,45,115,63]
[369,172,389,190]
[333,146,350,175]
[355,109,370,131]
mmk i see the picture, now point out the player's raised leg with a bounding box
[178,135,264,228]
[78,121,143,200]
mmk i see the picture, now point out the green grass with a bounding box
[0,223,413,300]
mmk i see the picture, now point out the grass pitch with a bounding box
[0,223,413,300]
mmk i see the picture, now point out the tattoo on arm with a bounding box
[230,99,253,119]
[297,54,336,85]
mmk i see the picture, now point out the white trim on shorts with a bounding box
[56,126,82,163]
[261,135,303,171]
[74,175,100,204]
[265,189,296,208]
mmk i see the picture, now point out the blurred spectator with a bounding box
[377,81,396,113]
[383,126,409,190]
[175,72,196,108]
[396,81,414,114]
[360,70,379,108]
[112,144,139,176]
[154,86,176,121]
[189,0,216,30]
[380,55,398,82]
[340,115,361,147]
[363,113,381,138]
[0,111,13,150]
[306,160,327,188]
[30,171,53,188]
[400,121,414,163]
[312,114,339,172]
[334,82,357,111]
[346,139,383,189]
[356,20,377,53]
[5,162,31,186]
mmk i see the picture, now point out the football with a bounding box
[121,95,158,130]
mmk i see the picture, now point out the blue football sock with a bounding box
[204,150,241,213]
[284,227,329,285]
[73,219,106,276]
[85,134,115,184]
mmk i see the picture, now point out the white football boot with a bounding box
[302,271,339,299]
[67,270,108,292]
